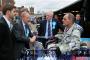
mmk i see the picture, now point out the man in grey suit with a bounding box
[13,11,36,59]
[13,11,43,59]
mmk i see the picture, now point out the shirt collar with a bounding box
[22,20,25,26]
[3,15,11,28]
[48,19,52,22]
[64,23,75,34]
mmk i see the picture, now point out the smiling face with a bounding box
[21,11,30,24]
[23,13,30,23]
[45,11,53,21]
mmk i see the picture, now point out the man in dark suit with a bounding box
[38,11,64,48]
[12,11,39,59]
[0,4,16,60]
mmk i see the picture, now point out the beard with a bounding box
[10,15,14,20]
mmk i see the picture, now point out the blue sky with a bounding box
[14,0,79,13]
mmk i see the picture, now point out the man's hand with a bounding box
[47,44,56,49]
[29,36,36,43]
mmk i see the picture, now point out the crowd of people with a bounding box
[0,4,83,60]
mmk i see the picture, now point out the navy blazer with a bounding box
[38,18,64,36]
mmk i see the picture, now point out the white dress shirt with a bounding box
[22,20,26,31]
[3,15,11,29]
[45,19,52,38]
[22,20,29,37]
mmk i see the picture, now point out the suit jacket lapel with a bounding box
[19,20,25,35]
[44,20,47,35]
[1,17,10,32]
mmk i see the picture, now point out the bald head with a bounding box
[21,11,30,23]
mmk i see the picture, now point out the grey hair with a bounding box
[45,10,54,16]
[67,13,75,23]
[21,11,29,17]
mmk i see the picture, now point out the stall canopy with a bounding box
[54,0,83,15]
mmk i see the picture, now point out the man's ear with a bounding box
[6,10,11,15]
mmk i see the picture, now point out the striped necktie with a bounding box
[48,21,51,37]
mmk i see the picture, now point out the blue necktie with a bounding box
[24,24,29,37]
[48,21,51,37]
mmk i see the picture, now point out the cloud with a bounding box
[14,0,78,13]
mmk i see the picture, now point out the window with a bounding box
[0,0,2,6]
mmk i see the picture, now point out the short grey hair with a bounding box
[45,10,54,16]
[21,11,29,17]
[67,13,75,23]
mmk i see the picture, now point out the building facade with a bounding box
[30,7,34,15]
[0,0,15,11]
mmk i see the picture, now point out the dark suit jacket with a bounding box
[0,17,15,60]
[38,18,64,36]
[12,20,33,59]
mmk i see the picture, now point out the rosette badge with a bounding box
[52,21,56,29]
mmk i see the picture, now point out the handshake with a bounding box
[29,36,36,43]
